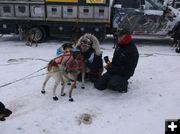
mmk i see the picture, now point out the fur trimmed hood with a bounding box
[75,34,101,56]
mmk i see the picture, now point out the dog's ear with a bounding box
[48,60,57,66]
[62,43,73,50]
[48,60,53,65]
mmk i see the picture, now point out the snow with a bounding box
[0,35,180,134]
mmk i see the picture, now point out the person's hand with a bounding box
[104,64,112,72]
[104,56,109,63]
[86,68,91,73]
[104,56,111,66]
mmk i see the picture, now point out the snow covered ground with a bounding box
[0,35,180,134]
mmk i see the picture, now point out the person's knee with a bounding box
[107,79,128,92]
[94,80,106,90]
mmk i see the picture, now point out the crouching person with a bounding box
[76,34,103,82]
[94,28,139,92]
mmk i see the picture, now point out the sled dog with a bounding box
[41,49,85,102]
[25,30,38,47]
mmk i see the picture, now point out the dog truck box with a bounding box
[0,0,113,42]
[0,0,180,42]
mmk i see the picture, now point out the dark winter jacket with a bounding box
[110,40,139,77]
[171,21,180,40]
[87,54,103,73]
[81,47,103,73]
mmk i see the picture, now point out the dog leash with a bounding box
[0,56,83,89]
[0,67,68,89]
[0,66,47,88]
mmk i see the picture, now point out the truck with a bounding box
[0,0,180,42]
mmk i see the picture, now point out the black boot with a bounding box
[118,81,128,93]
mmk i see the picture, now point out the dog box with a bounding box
[15,4,29,17]
[94,6,109,20]
[63,5,77,19]
[79,6,93,19]
[47,5,62,18]
[30,4,45,18]
[0,4,14,17]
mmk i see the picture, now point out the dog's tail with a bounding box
[47,60,58,72]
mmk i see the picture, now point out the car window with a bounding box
[145,0,164,10]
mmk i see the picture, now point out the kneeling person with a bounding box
[94,28,139,92]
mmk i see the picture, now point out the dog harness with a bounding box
[52,51,73,66]
[51,51,83,71]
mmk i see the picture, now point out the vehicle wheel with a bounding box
[29,27,46,43]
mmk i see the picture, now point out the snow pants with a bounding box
[94,72,129,92]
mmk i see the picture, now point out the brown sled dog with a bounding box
[41,49,85,102]
[25,30,38,47]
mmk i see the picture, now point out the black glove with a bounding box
[104,56,109,64]
[104,56,111,66]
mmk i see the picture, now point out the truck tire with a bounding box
[29,27,46,43]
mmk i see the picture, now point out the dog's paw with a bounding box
[61,93,66,96]
[41,90,46,94]
[69,98,74,102]
[53,96,58,101]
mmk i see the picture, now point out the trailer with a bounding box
[0,0,113,42]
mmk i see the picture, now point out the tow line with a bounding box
[0,66,48,88]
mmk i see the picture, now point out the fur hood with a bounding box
[75,34,101,55]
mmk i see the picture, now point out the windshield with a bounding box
[145,0,164,10]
